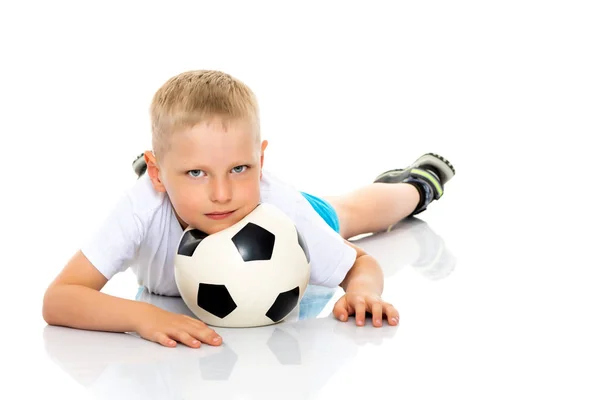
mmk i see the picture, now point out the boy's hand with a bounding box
[135,304,222,348]
[333,291,399,327]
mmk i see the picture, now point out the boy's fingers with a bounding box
[154,332,177,347]
[384,303,400,325]
[353,298,366,326]
[333,297,349,321]
[191,325,223,346]
[369,302,383,327]
[206,333,223,346]
[171,331,201,348]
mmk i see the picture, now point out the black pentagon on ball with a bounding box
[266,286,300,322]
[296,227,310,263]
[231,222,275,262]
[197,283,237,318]
[177,229,209,257]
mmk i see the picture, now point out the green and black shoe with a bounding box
[374,153,455,215]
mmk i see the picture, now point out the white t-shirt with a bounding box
[80,171,357,296]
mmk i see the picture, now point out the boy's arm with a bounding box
[43,250,147,333]
[334,240,399,327]
[339,240,384,296]
[43,250,222,348]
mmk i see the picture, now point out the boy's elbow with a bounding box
[42,289,53,325]
[42,285,60,325]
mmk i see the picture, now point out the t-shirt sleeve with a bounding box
[80,192,144,280]
[294,201,357,288]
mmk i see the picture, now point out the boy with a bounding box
[42,70,455,349]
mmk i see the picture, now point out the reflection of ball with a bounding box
[174,203,311,328]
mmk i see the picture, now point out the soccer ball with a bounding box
[174,203,311,328]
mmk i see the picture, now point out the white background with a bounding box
[1,1,599,398]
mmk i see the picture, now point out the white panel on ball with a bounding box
[174,203,311,328]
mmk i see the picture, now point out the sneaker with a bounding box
[374,153,455,215]
[132,152,147,178]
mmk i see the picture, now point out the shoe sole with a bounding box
[374,152,456,185]
[413,153,455,184]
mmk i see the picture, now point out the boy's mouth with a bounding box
[205,210,236,220]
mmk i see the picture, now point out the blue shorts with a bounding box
[300,192,340,233]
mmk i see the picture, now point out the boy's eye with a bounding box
[187,166,247,177]
[232,165,248,173]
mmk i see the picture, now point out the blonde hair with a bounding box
[150,70,260,160]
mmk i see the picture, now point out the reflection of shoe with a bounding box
[354,216,456,280]
[132,152,147,178]
[413,244,456,281]
[374,153,455,215]
[408,218,457,280]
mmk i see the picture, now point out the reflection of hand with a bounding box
[136,303,223,348]
[332,292,399,327]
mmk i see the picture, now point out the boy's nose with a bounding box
[209,178,233,203]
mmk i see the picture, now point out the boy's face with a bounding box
[145,117,268,235]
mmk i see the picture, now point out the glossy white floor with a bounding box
[30,203,600,399]
[2,1,599,399]
[41,217,450,400]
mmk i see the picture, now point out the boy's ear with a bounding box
[144,150,167,193]
[260,140,269,177]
